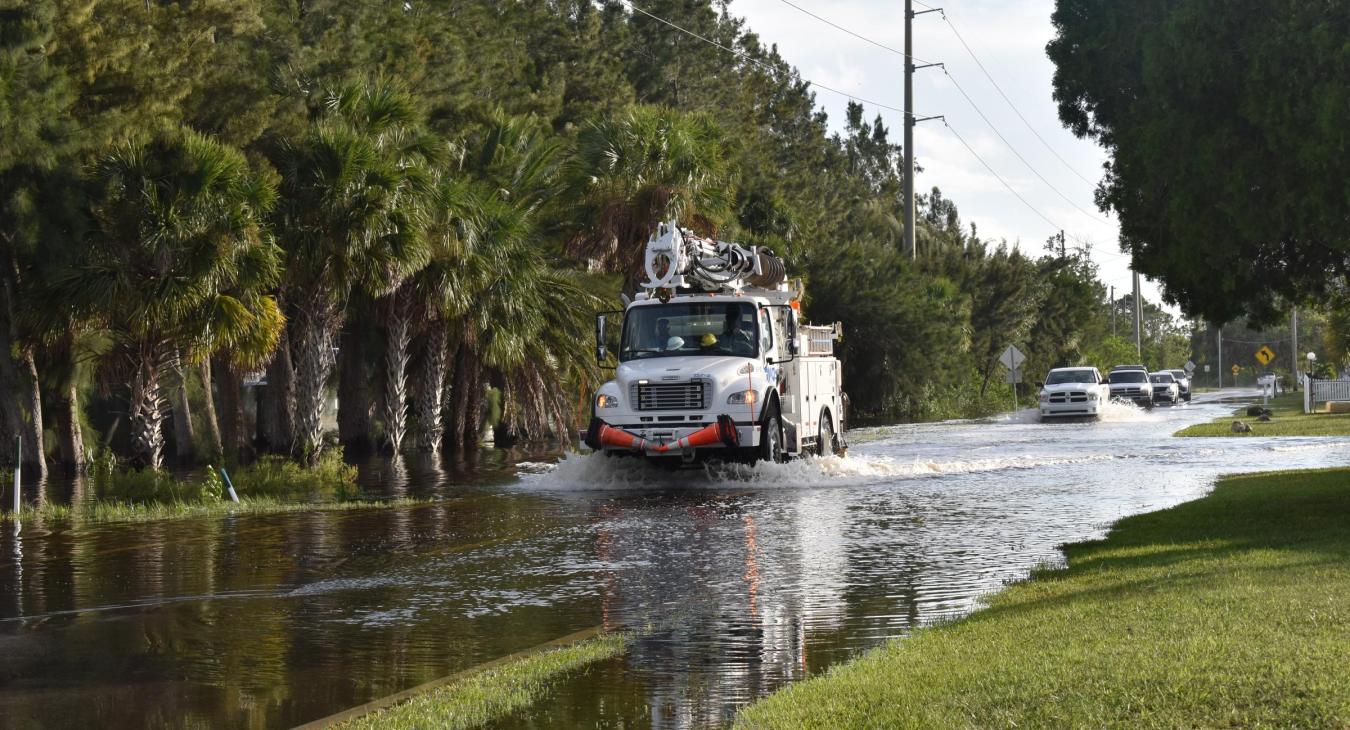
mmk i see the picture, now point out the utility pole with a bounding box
[1217,327,1224,389]
[1132,270,1143,361]
[901,1,943,260]
[1291,307,1299,390]
[1109,285,1116,337]
[903,0,914,260]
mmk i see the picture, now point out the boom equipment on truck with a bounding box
[585,222,848,465]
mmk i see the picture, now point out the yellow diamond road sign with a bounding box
[1255,345,1276,366]
[1232,364,1241,375]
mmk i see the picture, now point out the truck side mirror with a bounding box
[787,311,799,356]
[595,314,608,364]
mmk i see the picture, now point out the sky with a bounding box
[725,0,1168,307]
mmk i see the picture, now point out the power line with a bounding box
[939,67,1110,225]
[941,120,1061,233]
[629,0,1136,283]
[935,9,1099,187]
[625,1,926,119]
[774,0,1110,226]
[776,0,933,65]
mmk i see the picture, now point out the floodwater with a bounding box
[1,392,1346,729]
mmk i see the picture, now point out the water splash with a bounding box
[519,450,1125,491]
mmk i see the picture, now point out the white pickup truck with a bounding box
[1038,367,1111,420]
[585,223,848,466]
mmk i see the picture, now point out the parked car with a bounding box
[1168,369,1192,402]
[1149,371,1180,405]
[1106,368,1154,407]
[1038,367,1111,420]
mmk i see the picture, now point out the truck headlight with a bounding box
[727,389,758,405]
[1039,391,1050,403]
[596,394,619,409]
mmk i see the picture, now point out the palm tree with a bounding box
[270,78,436,463]
[440,180,603,453]
[54,128,282,470]
[563,106,735,290]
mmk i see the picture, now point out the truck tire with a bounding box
[759,407,785,464]
[818,409,844,457]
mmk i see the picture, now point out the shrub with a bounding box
[226,450,360,501]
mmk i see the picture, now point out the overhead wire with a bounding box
[774,0,1110,226]
[931,6,1100,187]
[624,0,924,119]
[941,121,1061,232]
[625,0,1139,289]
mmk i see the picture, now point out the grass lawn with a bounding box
[1,452,428,525]
[1176,392,1350,437]
[0,495,429,525]
[734,468,1350,729]
[326,632,625,730]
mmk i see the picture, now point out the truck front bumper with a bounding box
[1039,401,1103,418]
[583,416,757,454]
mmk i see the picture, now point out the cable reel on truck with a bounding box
[641,221,787,294]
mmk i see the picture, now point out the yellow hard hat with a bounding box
[700,333,718,347]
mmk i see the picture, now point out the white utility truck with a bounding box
[585,222,847,465]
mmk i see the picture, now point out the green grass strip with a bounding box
[0,496,430,525]
[734,468,1350,729]
[321,631,626,730]
[1176,392,1350,437]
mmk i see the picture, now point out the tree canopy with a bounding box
[1048,0,1350,324]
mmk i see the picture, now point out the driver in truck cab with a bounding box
[720,306,756,356]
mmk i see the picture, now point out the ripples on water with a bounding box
[0,394,1347,729]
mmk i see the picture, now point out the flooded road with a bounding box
[2,392,1347,728]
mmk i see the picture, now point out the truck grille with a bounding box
[633,381,708,411]
[1049,391,1088,403]
[1114,387,1146,396]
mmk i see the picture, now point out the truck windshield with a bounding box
[620,302,759,361]
[1045,369,1097,385]
[1111,371,1147,383]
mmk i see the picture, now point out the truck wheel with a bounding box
[819,414,843,457]
[759,408,785,464]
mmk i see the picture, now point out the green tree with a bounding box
[54,129,281,469]
[564,106,735,290]
[269,78,435,462]
[1048,0,1350,323]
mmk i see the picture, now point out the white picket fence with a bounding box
[1305,376,1350,413]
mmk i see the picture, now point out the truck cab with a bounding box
[586,223,847,465]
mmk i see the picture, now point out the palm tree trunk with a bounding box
[336,322,372,454]
[172,352,195,463]
[214,354,245,463]
[55,380,85,471]
[19,352,45,478]
[449,342,482,454]
[381,290,412,454]
[258,328,294,454]
[414,325,449,452]
[0,254,24,467]
[129,350,166,470]
[462,366,486,454]
[198,359,222,460]
[293,299,338,463]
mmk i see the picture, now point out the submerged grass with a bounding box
[734,468,1350,728]
[1176,392,1350,436]
[3,495,427,525]
[1,450,419,525]
[332,633,626,730]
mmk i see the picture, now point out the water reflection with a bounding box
[0,396,1347,729]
